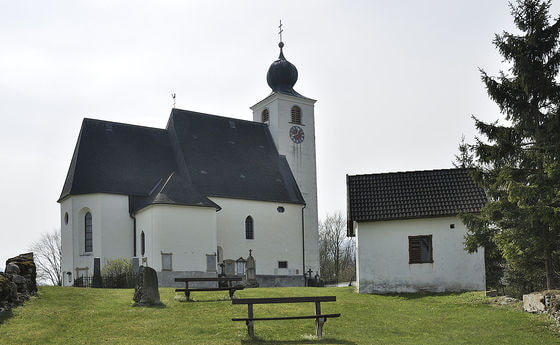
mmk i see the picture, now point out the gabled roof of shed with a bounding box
[346,168,487,234]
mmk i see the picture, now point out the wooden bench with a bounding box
[231,296,340,338]
[174,277,244,301]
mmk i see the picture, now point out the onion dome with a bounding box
[266,42,301,97]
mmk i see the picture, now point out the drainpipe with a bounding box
[301,204,306,284]
[130,214,137,257]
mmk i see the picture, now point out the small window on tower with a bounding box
[262,109,269,123]
[290,106,302,124]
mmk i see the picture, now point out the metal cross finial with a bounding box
[171,93,176,108]
[278,20,283,43]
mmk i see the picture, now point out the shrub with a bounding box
[101,258,134,288]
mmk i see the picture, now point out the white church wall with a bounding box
[135,204,217,272]
[251,93,320,275]
[60,198,73,286]
[60,193,133,286]
[209,197,303,276]
[356,216,486,294]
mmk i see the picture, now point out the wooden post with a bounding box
[247,303,254,337]
[315,301,324,338]
[185,282,190,301]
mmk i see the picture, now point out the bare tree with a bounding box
[319,212,355,284]
[29,230,62,286]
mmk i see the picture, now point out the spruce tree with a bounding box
[465,0,560,290]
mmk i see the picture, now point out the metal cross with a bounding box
[171,93,176,108]
[278,20,283,43]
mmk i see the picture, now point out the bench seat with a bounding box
[175,287,244,292]
[232,313,340,322]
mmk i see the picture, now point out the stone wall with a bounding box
[0,253,37,321]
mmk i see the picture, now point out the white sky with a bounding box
[1,0,559,269]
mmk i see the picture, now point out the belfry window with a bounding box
[245,216,254,240]
[84,212,93,252]
[262,109,269,123]
[290,106,302,124]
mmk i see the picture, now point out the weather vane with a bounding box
[171,92,176,108]
[278,20,283,43]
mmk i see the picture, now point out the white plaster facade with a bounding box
[60,193,133,285]
[251,92,319,274]
[134,204,217,272]
[210,197,304,275]
[60,194,306,286]
[355,216,485,293]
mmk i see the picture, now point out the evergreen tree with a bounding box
[453,134,475,168]
[465,0,560,290]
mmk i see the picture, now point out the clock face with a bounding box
[289,126,305,144]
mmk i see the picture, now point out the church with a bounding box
[58,39,320,287]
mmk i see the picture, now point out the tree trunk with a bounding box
[544,245,553,290]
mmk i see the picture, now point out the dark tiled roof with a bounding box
[59,109,305,210]
[129,172,221,213]
[167,109,304,204]
[59,119,177,201]
[347,168,486,230]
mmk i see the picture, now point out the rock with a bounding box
[133,266,162,307]
[5,263,20,275]
[0,253,38,322]
[5,253,37,295]
[523,293,545,313]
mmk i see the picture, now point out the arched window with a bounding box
[141,231,146,256]
[84,212,93,252]
[262,109,269,123]
[290,106,302,124]
[245,216,254,240]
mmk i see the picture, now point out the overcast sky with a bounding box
[1,1,559,270]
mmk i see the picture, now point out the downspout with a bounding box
[130,214,137,257]
[301,204,306,284]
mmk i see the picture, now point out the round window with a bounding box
[64,212,69,225]
[277,206,285,213]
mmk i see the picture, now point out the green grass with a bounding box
[0,286,558,344]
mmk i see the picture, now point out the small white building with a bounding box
[58,40,320,287]
[347,168,487,293]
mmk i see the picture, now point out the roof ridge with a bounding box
[83,117,166,131]
[171,108,267,127]
[347,167,472,178]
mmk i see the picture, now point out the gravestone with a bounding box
[133,266,163,307]
[132,257,139,275]
[245,249,259,288]
[91,257,102,288]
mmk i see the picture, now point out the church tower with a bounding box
[251,37,319,275]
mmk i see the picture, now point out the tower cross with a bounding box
[278,20,283,43]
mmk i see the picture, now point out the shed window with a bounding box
[262,109,269,123]
[278,261,288,269]
[245,216,254,239]
[84,212,93,252]
[162,253,172,271]
[290,106,301,124]
[409,235,433,264]
[141,231,146,256]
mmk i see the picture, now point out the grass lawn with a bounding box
[0,286,558,344]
